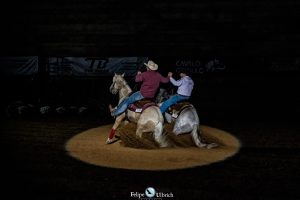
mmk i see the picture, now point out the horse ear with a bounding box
[122,73,125,77]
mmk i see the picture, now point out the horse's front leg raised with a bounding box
[106,113,125,144]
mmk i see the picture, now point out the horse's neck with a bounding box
[118,81,132,104]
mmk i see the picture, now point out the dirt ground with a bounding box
[65,123,240,170]
[1,115,299,200]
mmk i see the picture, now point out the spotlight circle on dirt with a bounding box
[65,124,241,170]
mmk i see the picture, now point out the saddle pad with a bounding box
[128,100,156,113]
[167,102,192,118]
[169,102,191,111]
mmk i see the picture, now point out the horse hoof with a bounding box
[159,143,169,148]
[136,133,142,138]
[106,138,114,144]
[206,143,219,149]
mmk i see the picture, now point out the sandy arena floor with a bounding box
[65,124,241,170]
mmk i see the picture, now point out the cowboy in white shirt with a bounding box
[160,69,194,113]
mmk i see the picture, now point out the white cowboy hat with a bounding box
[144,60,158,71]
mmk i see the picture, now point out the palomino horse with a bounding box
[107,73,169,147]
[156,88,218,149]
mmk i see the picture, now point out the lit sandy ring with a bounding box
[65,124,241,170]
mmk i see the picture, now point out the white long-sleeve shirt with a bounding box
[170,76,194,96]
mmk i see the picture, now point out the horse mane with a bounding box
[118,74,132,91]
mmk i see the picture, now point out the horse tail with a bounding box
[191,124,207,148]
[191,125,219,149]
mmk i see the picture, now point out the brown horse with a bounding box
[106,73,168,147]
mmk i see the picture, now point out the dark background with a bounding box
[0,1,299,200]
[0,0,299,124]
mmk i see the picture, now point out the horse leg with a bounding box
[136,123,148,138]
[106,113,125,144]
[136,121,169,147]
[122,119,129,126]
[108,104,117,116]
[153,121,169,148]
[108,104,114,112]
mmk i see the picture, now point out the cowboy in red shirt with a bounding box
[110,60,171,117]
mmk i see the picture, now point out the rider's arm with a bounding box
[160,74,170,83]
[170,77,182,86]
[135,72,144,82]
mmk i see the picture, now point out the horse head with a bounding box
[110,73,125,95]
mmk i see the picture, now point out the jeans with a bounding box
[112,91,144,117]
[159,94,190,113]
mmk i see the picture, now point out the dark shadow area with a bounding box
[0,56,299,199]
[0,0,300,199]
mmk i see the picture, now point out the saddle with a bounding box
[166,101,192,119]
[128,99,156,113]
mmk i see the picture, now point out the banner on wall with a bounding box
[48,57,148,77]
[174,58,226,75]
[0,57,148,77]
[0,57,38,76]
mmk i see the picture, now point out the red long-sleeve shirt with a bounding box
[135,70,170,98]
